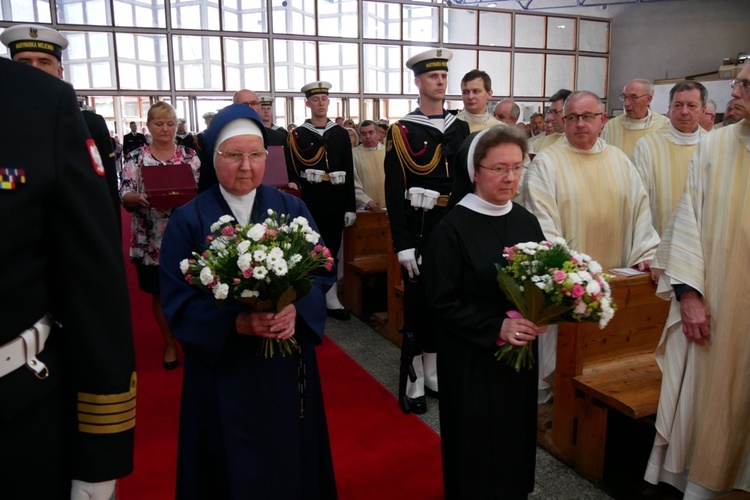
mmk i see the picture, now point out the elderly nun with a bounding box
[159,104,337,500]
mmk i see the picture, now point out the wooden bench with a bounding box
[541,274,670,484]
[341,210,389,318]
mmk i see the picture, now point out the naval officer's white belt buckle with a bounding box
[404,187,449,210]
[0,314,53,380]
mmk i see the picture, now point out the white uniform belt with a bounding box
[0,314,52,380]
[299,170,331,182]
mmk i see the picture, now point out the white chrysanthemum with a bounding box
[585,280,601,295]
[253,266,268,279]
[268,247,284,260]
[288,254,303,268]
[566,272,583,285]
[588,260,603,274]
[535,281,546,290]
[272,261,288,276]
[253,249,268,262]
[247,224,266,242]
[237,253,253,271]
[237,240,251,254]
[578,271,593,283]
[199,266,214,286]
[240,289,260,298]
[210,237,228,250]
[179,259,190,274]
[551,236,567,247]
[213,282,229,300]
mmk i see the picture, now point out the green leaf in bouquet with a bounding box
[496,269,529,317]
[276,286,298,311]
[522,279,571,325]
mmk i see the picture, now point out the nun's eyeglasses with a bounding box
[477,164,525,177]
[216,149,268,165]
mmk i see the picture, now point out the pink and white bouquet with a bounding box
[180,210,334,357]
[495,237,616,371]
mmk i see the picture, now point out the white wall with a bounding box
[606,0,750,113]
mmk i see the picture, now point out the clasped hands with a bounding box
[236,304,297,340]
[498,317,547,346]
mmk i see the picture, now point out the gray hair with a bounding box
[564,90,605,114]
[627,79,655,96]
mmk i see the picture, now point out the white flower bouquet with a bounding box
[496,238,616,371]
[181,210,334,357]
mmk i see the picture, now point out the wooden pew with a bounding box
[341,210,389,318]
[541,274,670,484]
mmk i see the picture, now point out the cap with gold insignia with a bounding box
[0,24,69,61]
[259,96,274,106]
[406,48,453,76]
[202,111,216,120]
[301,81,332,98]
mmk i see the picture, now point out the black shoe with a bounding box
[163,359,180,370]
[399,395,427,415]
[327,308,351,321]
[425,387,439,399]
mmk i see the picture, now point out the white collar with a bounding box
[457,193,513,216]
[621,109,655,130]
[668,122,701,145]
[219,186,257,226]
[566,137,606,154]
[357,143,383,151]
[736,119,750,150]
[458,110,497,124]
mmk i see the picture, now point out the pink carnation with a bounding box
[503,246,516,260]
[242,268,254,279]
[325,259,334,271]
[322,247,332,258]
[221,226,235,236]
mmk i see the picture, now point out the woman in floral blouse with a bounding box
[120,101,200,369]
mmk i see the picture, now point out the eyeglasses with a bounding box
[618,93,649,102]
[730,79,750,94]
[477,164,526,177]
[241,101,261,107]
[564,112,603,123]
[216,149,268,164]
[546,108,563,116]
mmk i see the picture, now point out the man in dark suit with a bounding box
[1,24,121,231]
[123,120,149,156]
[0,57,136,500]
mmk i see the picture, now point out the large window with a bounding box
[2,0,610,127]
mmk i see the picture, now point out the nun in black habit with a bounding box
[424,125,548,500]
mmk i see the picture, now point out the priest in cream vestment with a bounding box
[522,91,660,401]
[352,120,386,210]
[644,71,750,498]
[632,81,708,235]
[602,79,670,157]
[455,69,501,133]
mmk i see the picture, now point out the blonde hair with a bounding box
[147,101,176,124]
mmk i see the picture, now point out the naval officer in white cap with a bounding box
[284,81,356,320]
[384,48,470,415]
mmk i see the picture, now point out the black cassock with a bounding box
[424,202,544,500]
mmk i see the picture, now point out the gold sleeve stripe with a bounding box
[78,398,135,414]
[79,420,135,434]
[78,408,136,425]
[77,372,138,404]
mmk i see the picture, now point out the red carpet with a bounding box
[117,210,443,499]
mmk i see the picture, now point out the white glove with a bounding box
[398,248,420,278]
[71,479,116,500]
[344,212,357,227]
